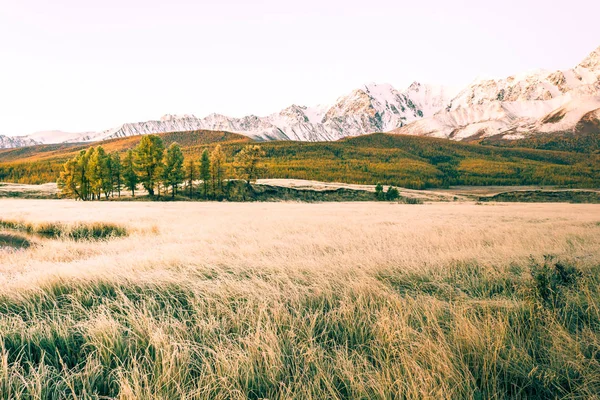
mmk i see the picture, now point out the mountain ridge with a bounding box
[1,45,599,149]
[0,82,457,148]
[394,46,600,141]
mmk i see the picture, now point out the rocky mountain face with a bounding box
[2,45,598,149]
[0,135,40,149]
[0,82,455,148]
[0,130,102,149]
[394,46,600,140]
[99,82,455,143]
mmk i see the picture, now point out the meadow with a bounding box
[0,200,600,399]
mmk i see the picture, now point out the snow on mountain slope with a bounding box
[395,95,599,140]
[395,45,600,141]
[3,45,598,148]
[27,130,99,144]
[536,95,600,133]
[0,135,40,149]
[447,46,600,112]
[0,131,101,149]
[318,82,457,139]
[58,82,455,146]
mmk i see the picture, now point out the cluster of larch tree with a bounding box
[58,135,266,200]
[57,146,123,201]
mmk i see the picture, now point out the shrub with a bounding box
[403,196,423,204]
[0,219,128,240]
[530,255,581,307]
[385,186,400,201]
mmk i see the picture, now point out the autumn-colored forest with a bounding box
[1,130,599,189]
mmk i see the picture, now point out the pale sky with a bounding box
[1,0,599,136]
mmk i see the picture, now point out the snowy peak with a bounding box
[403,82,459,117]
[0,135,41,149]
[448,47,600,113]
[578,45,600,71]
[0,81,463,148]
[321,82,456,136]
[2,44,598,149]
[395,44,600,141]
[27,130,99,143]
[363,82,400,107]
[96,82,455,144]
[276,104,326,125]
[160,114,198,122]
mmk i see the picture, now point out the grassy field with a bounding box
[0,200,599,398]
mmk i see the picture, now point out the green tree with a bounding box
[102,150,114,199]
[162,143,185,198]
[234,145,266,185]
[386,186,400,201]
[111,153,122,198]
[210,145,226,198]
[200,149,211,199]
[123,149,138,197]
[184,158,197,198]
[375,183,385,201]
[135,135,165,197]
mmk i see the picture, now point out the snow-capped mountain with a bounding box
[2,45,598,149]
[0,135,40,149]
[99,82,455,143]
[28,130,101,143]
[0,130,101,149]
[0,82,454,149]
[394,46,600,140]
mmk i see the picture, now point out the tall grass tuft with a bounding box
[0,218,127,240]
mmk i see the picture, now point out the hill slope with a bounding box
[1,130,598,189]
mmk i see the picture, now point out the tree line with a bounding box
[5,132,599,189]
[57,135,266,200]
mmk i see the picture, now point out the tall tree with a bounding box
[88,146,108,200]
[210,145,226,198]
[123,149,138,197]
[57,159,81,200]
[135,135,164,197]
[234,145,266,185]
[162,142,185,198]
[80,147,95,200]
[111,153,122,198]
[200,149,211,199]
[102,150,113,199]
[184,158,197,198]
[60,149,91,200]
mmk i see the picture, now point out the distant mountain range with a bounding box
[394,46,600,140]
[1,45,598,149]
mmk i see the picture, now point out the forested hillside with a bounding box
[480,130,600,154]
[1,131,599,189]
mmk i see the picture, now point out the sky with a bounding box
[1,0,599,136]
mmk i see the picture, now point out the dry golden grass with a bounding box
[0,200,599,399]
